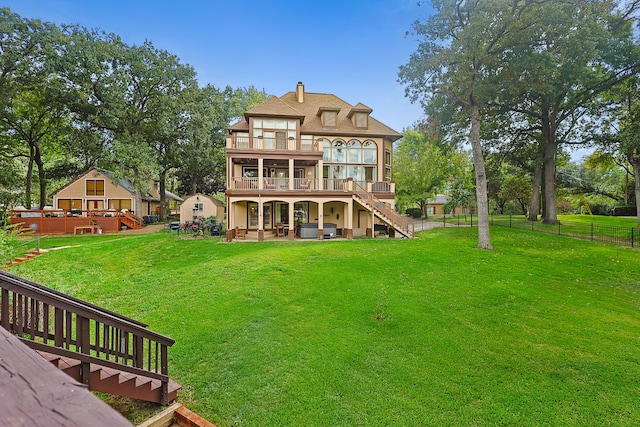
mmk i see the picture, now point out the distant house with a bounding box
[51,168,183,217]
[427,194,463,215]
[179,194,225,224]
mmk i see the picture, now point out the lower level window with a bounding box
[58,199,82,210]
[108,199,132,210]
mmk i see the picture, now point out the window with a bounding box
[323,111,336,127]
[242,167,267,177]
[194,203,203,212]
[362,140,377,164]
[347,140,362,163]
[253,119,296,150]
[58,199,82,211]
[86,200,104,211]
[385,149,391,165]
[86,179,105,196]
[355,112,368,128]
[294,202,309,223]
[323,138,378,186]
[108,199,132,210]
[332,140,346,163]
[322,139,331,161]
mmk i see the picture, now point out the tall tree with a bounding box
[594,76,640,228]
[0,10,66,208]
[175,85,267,196]
[497,0,640,224]
[400,0,533,249]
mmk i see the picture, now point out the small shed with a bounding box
[180,194,225,224]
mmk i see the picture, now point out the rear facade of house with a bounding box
[225,82,411,241]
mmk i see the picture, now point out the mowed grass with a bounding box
[11,227,640,426]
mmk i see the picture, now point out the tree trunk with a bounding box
[469,103,492,249]
[190,177,197,196]
[25,146,35,209]
[159,169,167,221]
[528,146,543,221]
[631,157,640,230]
[541,112,559,225]
[34,144,47,209]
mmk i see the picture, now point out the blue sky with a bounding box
[4,0,432,133]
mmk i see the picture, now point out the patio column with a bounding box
[258,198,264,241]
[226,199,234,242]
[317,159,323,191]
[317,201,324,240]
[288,202,295,240]
[345,199,353,240]
[258,158,264,190]
[289,159,294,190]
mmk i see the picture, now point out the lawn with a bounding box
[10,227,640,426]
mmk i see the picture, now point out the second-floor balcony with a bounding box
[230,178,394,194]
[226,135,318,152]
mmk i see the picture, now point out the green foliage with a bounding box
[394,127,469,216]
[0,223,24,265]
[11,229,640,426]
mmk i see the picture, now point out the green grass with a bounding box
[10,228,640,426]
[558,214,638,227]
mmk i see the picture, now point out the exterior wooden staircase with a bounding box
[352,183,414,238]
[120,211,144,230]
[3,248,48,269]
[0,270,180,405]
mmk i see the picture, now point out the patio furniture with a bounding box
[264,179,276,190]
[276,223,285,237]
[235,226,246,239]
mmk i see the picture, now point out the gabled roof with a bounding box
[50,168,183,202]
[229,85,402,141]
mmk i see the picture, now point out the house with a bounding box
[179,194,225,224]
[225,82,412,241]
[427,194,464,216]
[51,168,183,218]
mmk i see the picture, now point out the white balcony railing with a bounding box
[226,135,318,152]
[230,178,393,193]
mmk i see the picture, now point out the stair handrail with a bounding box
[0,271,148,328]
[121,211,143,227]
[0,270,175,403]
[352,183,413,238]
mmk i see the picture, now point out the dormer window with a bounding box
[317,106,341,128]
[347,103,373,129]
[355,112,368,128]
[323,111,336,127]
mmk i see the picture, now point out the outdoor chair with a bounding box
[264,179,276,190]
[235,226,246,240]
[298,179,310,190]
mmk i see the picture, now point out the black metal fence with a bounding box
[423,214,638,248]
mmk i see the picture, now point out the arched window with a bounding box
[363,140,377,164]
[347,140,362,163]
[332,140,346,163]
[322,138,331,162]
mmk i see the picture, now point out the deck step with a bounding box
[35,350,181,404]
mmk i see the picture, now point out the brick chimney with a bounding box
[296,82,304,103]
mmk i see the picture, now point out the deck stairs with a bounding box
[0,270,180,405]
[37,350,181,403]
[121,211,144,229]
[3,248,48,269]
[352,183,414,238]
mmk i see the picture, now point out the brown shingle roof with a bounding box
[229,86,402,141]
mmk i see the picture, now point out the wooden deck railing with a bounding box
[0,270,176,404]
